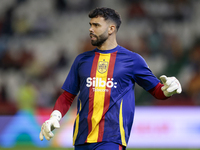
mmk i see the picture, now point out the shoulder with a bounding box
[118,46,145,61]
[74,49,96,62]
[77,50,95,58]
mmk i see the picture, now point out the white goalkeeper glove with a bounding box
[160,75,182,97]
[39,110,62,141]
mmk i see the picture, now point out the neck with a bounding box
[97,35,118,50]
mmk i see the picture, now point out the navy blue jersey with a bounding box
[62,45,160,146]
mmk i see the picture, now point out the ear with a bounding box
[108,25,116,35]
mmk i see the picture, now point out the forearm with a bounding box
[148,82,168,100]
[53,90,76,117]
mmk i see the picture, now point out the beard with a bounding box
[90,31,108,47]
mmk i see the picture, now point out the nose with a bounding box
[89,26,93,33]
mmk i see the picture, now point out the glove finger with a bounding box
[160,75,167,84]
[165,77,176,86]
[167,84,178,93]
[176,86,182,94]
[175,80,182,94]
[39,131,44,141]
[161,85,169,91]
[42,127,50,140]
[163,90,171,97]
[43,123,53,140]
[40,123,45,140]
[53,120,60,129]
[44,124,54,138]
[168,79,182,94]
[44,130,54,138]
[42,128,51,140]
[49,131,54,138]
[44,121,51,133]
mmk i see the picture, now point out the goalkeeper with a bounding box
[39,7,182,150]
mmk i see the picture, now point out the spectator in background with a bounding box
[54,0,68,14]
[0,84,17,115]
[186,39,200,105]
[54,0,99,13]
[170,0,192,22]
[16,79,37,113]
[126,0,147,21]
[0,45,33,70]
[54,47,70,69]
[12,15,30,36]
[0,6,15,36]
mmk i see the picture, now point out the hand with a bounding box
[160,75,182,97]
[39,110,62,141]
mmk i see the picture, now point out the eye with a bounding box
[93,23,100,27]
[89,23,100,27]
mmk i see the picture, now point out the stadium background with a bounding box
[0,0,200,149]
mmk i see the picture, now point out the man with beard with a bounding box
[39,7,182,150]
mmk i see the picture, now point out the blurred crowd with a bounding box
[0,0,200,115]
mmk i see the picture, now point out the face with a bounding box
[89,17,109,47]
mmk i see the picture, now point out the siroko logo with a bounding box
[86,77,117,89]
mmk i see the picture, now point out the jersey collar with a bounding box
[94,45,119,53]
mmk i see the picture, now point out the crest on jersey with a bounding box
[98,60,108,74]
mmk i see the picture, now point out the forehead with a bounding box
[89,16,107,24]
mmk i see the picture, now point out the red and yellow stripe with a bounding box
[73,99,82,145]
[86,52,117,143]
[119,99,127,146]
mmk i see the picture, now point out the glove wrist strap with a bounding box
[50,110,62,122]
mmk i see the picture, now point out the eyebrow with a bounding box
[89,22,101,26]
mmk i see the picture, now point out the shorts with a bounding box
[75,142,126,150]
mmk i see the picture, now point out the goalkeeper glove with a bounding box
[39,110,62,141]
[160,75,182,97]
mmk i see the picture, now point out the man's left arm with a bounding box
[148,75,182,100]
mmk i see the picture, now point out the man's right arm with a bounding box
[53,90,76,117]
[39,90,76,141]
[40,54,81,141]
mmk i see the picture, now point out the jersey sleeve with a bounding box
[148,82,168,100]
[132,53,160,91]
[61,55,81,95]
[53,91,76,117]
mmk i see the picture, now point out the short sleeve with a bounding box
[61,55,81,95]
[132,53,160,91]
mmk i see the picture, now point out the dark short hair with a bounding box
[88,7,121,31]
